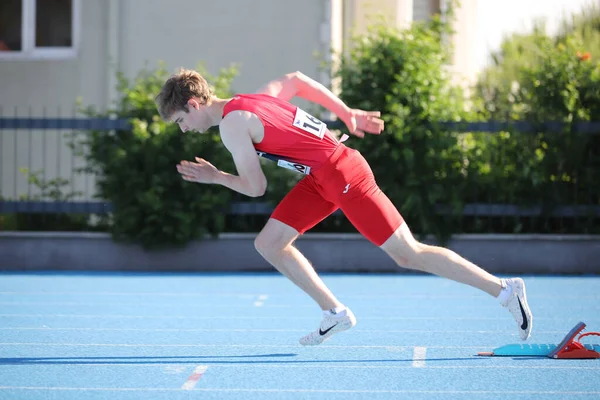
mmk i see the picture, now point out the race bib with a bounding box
[277,159,311,175]
[292,108,326,139]
[256,151,311,175]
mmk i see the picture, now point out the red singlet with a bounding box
[224,94,340,170]
[223,94,403,246]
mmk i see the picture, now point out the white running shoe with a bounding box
[299,308,357,346]
[501,278,533,340]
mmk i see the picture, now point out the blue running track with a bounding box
[0,272,599,400]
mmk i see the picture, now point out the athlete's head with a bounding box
[155,68,216,133]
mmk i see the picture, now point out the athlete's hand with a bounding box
[177,157,220,184]
[342,109,385,138]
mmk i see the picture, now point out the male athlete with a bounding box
[155,69,533,345]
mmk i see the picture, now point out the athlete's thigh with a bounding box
[271,175,338,235]
[334,150,404,246]
[341,182,404,246]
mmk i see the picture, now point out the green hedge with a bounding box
[334,12,470,242]
[72,64,303,249]
[70,65,237,249]
[468,36,599,233]
[7,4,598,245]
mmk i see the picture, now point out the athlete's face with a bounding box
[171,98,213,134]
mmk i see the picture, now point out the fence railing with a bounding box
[1,117,599,223]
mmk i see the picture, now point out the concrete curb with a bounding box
[0,232,599,274]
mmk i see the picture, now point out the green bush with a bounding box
[518,37,600,218]
[74,63,307,248]
[75,64,239,249]
[469,33,600,233]
[335,2,599,237]
[335,10,470,241]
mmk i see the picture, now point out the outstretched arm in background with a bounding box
[255,71,384,138]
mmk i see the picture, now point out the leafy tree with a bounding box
[336,4,470,241]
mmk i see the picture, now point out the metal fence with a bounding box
[1,114,599,232]
[0,113,128,209]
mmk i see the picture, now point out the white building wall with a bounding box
[0,1,109,201]
[413,0,437,21]
[447,0,479,88]
[0,0,479,203]
[115,0,326,96]
[0,0,329,201]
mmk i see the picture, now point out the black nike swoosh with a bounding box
[319,323,338,336]
[517,296,528,330]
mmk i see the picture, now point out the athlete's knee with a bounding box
[254,230,290,259]
[255,219,300,260]
[380,223,427,268]
[397,242,428,269]
[254,234,278,258]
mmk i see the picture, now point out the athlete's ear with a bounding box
[187,98,201,110]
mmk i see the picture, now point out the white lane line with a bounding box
[0,342,489,349]
[0,327,307,332]
[1,292,596,300]
[386,346,407,353]
[0,301,309,308]
[0,314,570,321]
[0,292,259,297]
[254,295,268,307]
[412,346,427,368]
[0,327,571,334]
[0,387,598,395]
[0,314,306,319]
[6,363,598,370]
[181,365,208,390]
[163,366,187,374]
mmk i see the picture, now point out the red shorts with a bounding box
[271,144,404,246]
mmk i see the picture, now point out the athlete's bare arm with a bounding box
[215,111,267,197]
[177,111,267,197]
[256,71,384,138]
[256,71,349,117]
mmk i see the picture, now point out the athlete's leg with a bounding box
[380,222,532,340]
[255,176,357,345]
[254,176,341,310]
[380,222,501,297]
[255,218,342,310]
[332,149,502,297]
[333,148,531,339]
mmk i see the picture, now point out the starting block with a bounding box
[478,322,600,359]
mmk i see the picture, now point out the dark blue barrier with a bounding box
[2,117,600,133]
[2,200,599,218]
[1,117,599,219]
[0,118,130,130]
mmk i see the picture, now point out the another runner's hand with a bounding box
[177,157,219,184]
[343,109,384,138]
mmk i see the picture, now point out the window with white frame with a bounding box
[0,0,79,59]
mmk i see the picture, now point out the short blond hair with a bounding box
[155,68,213,120]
